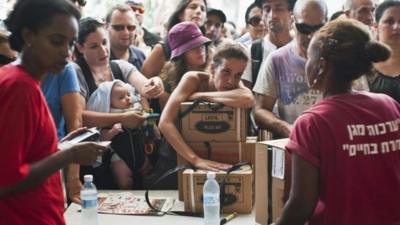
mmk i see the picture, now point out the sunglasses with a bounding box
[295,23,324,35]
[248,16,262,26]
[72,0,86,7]
[111,24,136,32]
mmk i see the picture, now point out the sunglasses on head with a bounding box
[131,6,145,14]
[111,24,136,32]
[248,16,262,26]
[295,23,324,35]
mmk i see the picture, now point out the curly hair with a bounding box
[160,46,211,93]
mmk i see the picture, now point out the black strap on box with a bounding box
[178,98,224,119]
[144,164,202,217]
[144,162,251,217]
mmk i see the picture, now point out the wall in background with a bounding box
[1,0,384,35]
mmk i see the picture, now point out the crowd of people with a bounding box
[0,0,399,225]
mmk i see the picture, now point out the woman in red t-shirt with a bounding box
[0,0,108,225]
[274,19,400,225]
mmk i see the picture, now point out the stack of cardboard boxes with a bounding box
[178,102,256,213]
[255,139,291,225]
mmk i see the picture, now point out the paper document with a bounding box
[97,192,175,216]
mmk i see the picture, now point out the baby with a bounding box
[87,80,151,189]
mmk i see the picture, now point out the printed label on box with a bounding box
[272,147,285,179]
[180,102,247,142]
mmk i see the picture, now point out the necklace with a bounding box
[93,66,110,83]
[97,74,106,83]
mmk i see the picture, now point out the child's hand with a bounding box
[100,123,123,141]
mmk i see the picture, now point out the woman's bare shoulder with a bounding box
[182,71,210,81]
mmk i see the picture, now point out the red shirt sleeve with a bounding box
[0,81,40,187]
[285,112,323,168]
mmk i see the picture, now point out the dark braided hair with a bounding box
[314,19,391,83]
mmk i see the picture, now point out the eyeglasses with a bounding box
[295,23,324,35]
[248,16,262,26]
[111,24,136,32]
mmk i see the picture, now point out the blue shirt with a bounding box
[110,46,146,70]
[41,64,80,139]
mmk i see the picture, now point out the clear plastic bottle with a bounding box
[203,172,220,225]
[81,175,99,225]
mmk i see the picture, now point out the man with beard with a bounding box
[242,0,293,88]
[241,0,294,136]
[106,4,146,70]
[253,0,327,138]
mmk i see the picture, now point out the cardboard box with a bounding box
[182,165,253,214]
[177,139,257,201]
[180,102,247,142]
[255,139,291,225]
[185,140,256,165]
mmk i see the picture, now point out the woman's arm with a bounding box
[0,141,107,199]
[158,92,171,110]
[62,92,83,134]
[274,153,319,225]
[189,82,254,108]
[79,95,145,129]
[61,92,84,204]
[159,73,231,171]
[127,70,164,99]
[140,44,166,78]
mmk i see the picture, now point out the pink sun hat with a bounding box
[168,21,211,60]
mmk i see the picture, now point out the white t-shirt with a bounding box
[253,41,322,124]
[242,38,277,84]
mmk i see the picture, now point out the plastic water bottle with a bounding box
[203,172,220,225]
[81,175,99,225]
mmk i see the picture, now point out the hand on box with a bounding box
[194,158,232,171]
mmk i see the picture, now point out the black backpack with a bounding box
[250,39,263,89]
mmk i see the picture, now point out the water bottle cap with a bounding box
[83,174,93,182]
[207,172,216,179]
